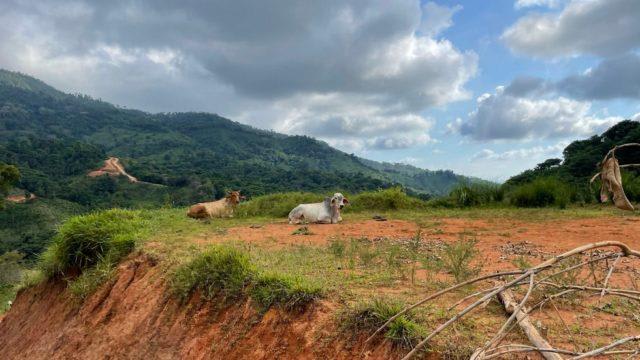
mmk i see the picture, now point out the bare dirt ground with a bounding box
[209,216,640,274]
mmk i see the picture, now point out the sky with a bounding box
[0,0,639,182]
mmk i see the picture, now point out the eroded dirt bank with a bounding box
[0,254,399,360]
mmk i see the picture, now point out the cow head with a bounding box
[226,191,241,206]
[331,192,349,209]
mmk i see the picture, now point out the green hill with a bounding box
[0,69,475,199]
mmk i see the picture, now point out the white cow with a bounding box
[288,193,349,224]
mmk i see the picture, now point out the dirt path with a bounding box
[88,157,138,183]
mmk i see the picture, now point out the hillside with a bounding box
[0,69,474,198]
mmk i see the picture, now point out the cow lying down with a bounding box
[288,193,349,224]
[187,191,241,219]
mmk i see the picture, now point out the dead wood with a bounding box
[368,241,640,360]
[486,287,564,360]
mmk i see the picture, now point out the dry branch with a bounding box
[494,287,562,360]
[369,241,640,360]
[570,335,640,359]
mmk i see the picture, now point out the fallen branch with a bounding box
[570,335,640,359]
[493,286,562,360]
[369,241,640,360]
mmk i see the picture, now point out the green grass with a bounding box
[170,244,323,312]
[340,297,425,350]
[0,283,17,314]
[348,187,427,212]
[236,192,324,218]
[39,209,148,276]
[170,245,255,302]
[250,272,322,311]
[506,177,571,208]
[34,209,150,299]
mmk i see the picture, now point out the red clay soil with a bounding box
[88,157,138,183]
[0,253,402,360]
[208,216,640,274]
[2,216,639,359]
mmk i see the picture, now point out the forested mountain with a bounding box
[0,69,475,200]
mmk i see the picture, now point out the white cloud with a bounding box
[472,142,568,161]
[0,0,477,151]
[274,93,435,151]
[514,0,561,9]
[419,2,462,36]
[453,87,622,141]
[503,0,640,58]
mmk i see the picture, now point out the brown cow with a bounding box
[187,191,241,219]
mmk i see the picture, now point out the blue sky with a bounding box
[1,0,638,181]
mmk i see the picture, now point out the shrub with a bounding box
[437,236,480,282]
[507,177,571,208]
[349,187,426,212]
[236,192,323,218]
[250,272,322,311]
[448,183,503,207]
[39,209,146,277]
[620,170,640,202]
[170,245,254,302]
[0,251,24,284]
[340,297,424,349]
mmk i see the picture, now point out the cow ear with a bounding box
[343,198,349,204]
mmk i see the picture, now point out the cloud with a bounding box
[557,54,640,100]
[472,142,568,161]
[419,2,462,36]
[274,93,434,151]
[0,0,477,151]
[499,54,640,102]
[514,0,562,9]
[452,87,622,141]
[503,0,640,58]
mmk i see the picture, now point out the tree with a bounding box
[0,162,20,202]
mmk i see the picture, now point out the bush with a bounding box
[436,236,480,282]
[39,209,147,277]
[349,187,427,212]
[507,177,571,208]
[620,170,640,202]
[0,251,24,284]
[250,272,322,311]
[340,297,424,349]
[236,192,323,218]
[171,245,254,302]
[448,183,504,207]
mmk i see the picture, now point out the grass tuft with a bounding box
[436,236,481,282]
[39,209,146,277]
[250,272,322,311]
[170,245,254,302]
[340,297,425,350]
